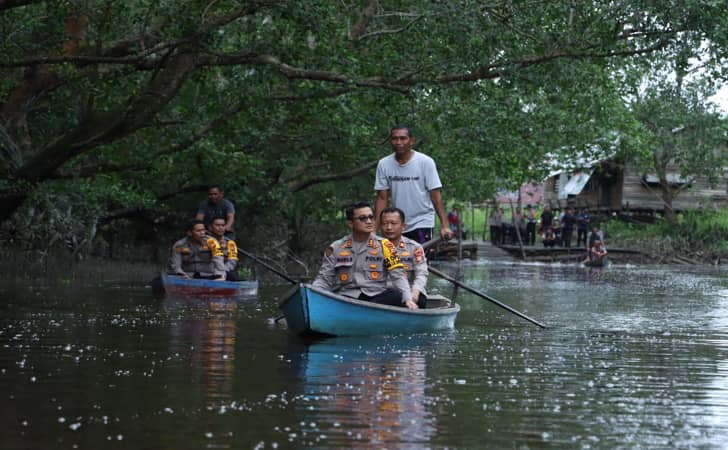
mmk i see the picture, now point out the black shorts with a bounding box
[403,228,433,244]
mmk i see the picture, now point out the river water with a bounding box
[2,261,728,449]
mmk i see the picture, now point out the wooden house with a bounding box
[542,159,728,213]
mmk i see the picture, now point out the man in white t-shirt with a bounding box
[374,125,453,244]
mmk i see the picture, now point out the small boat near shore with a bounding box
[584,257,608,267]
[278,283,460,337]
[152,273,259,300]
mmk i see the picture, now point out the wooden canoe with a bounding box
[278,283,460,337]
[154,273,259,299]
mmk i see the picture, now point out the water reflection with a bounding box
[164,297,239,404]
[5,264,728,449]
[289,335,454,447]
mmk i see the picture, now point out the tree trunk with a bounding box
[660,181,677,224]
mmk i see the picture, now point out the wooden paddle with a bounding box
[237,248,298,284]
[427,265,547,328]
[422,236,443,251]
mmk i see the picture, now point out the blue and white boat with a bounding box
[279,283,459,336]
[153,273,259,300]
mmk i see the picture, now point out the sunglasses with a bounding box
[353,214,376,222]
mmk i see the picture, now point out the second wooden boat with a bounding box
[156,273,259,299]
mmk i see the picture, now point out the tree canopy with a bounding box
[1,0,726,251]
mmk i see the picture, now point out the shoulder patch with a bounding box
[382,239,396,250]
[325,246,334,257]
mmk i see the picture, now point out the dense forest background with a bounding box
[1,1,727,264]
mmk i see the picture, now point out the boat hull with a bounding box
[279,284,459,336]
[159,274,259,299]
[585,257,608,267]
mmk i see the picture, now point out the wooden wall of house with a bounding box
[541,172,621,210]
[540,163,727,212]
[621,165,728,211]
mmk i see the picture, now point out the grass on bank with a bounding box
[602,210,728,259]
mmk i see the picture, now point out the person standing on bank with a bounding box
[312,202,417,309]
[489,208,502,245]
[195,185,235,237]
[525,204,537,246]
[560,206,576,248]
[576,208,591,247]
[540,205,554,233]
[374,125,454,244]
[380,207,429,309]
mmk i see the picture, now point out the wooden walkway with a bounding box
[430,239,514,261]
[498,244,648,263]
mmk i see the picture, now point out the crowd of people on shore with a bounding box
[489,205,608,263]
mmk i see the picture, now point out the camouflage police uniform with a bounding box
[312,233,412,304]
[168,236,226,278]
[209,233,239,273]
[393,236,428,296]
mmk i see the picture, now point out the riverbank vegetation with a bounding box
[1,2,727,264]
[603,210,728,264]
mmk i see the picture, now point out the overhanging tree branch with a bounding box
[289,160,378,192]
[349,0,379,41]
[0,0,41,12]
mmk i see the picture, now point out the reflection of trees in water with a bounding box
[296,337,439,447]
[166,298,237,404]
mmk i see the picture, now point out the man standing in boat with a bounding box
[207,216,239,280]
[312,202,418,309]
[168,220,226,280]
[195,185,236,238]
[380,207,429,309]
[374,125,453,244]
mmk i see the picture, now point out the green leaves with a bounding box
[1,0,726,249]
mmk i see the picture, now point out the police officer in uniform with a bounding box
[207,216,239,280]
[168,220,226,280]
[379,207,429,309]
[313,201,416,309]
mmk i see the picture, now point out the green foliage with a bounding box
[603,210,728,256]
[1,1,727,253]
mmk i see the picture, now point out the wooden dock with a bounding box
[498,244,649,263]
[430,240,516,261]
[430,239,651,264]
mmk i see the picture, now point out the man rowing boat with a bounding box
[374,125,453,244]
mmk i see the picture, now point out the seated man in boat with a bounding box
[585,225,605,258]
[207,216,239,280]
[168,220,226,280]
[589,239,608,263]
[312,201,417,309]
[542,227,557,248]
[380,207,428,309]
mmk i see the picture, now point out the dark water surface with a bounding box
[2,261,728,449]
